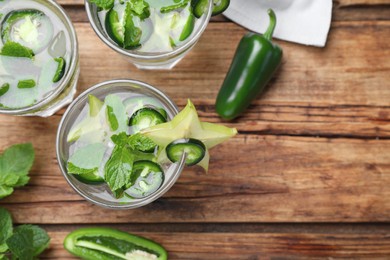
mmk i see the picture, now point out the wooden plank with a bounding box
[41,230,390,259]
[2,134,390,223]
[60,21,390,137]
[58,0,390,7]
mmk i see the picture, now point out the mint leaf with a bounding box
[104,145,134,194]
[14,225,50,256]
[128,0,150,19]
[0,143,34,176]
[0,207,12,253]
[123,3,142,49]
[0,186,13,200]
[67,143,106,175]
[111,132,128,146]
[128,133,156,152]
[6,229,34,260]
[0,143,35,199]
[0,42,34,59]
[89,0,114,10]
[104,94,127,132]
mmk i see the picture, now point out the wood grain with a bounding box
[41,230,390,259]
[2,134,390,223]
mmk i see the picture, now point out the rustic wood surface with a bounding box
[1,0,390,259]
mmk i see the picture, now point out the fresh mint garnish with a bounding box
[0,208,12,253]
[123,3,142,49]
[0,207,50,260]
[0,143,35,199]
[89,0,114,10]
[0,41,34,59]
[67,143,106,175]
[128,133,156,152]
[104,94,127,133]
[127,0,150,19]
[104,145,134,196]
[14,225,50,256]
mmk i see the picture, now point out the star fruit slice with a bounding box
[67,95,104,142]
[141,99,237,170]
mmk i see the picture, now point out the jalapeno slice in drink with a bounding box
[125,160,164,199]
[166,138,206,166]
[129,108,167,133]
[192,0,230,18]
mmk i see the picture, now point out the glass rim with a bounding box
[0,0,79,115]
[85,0,213,61]
[56,79,186,209]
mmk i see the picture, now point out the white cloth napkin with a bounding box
[223,0,333,47]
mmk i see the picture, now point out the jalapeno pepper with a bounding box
[215,9,283,120]
[64,227,168,260]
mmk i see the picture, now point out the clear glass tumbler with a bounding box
[56,79,186,209]
[85,0,213,70]
[0,0,79,117]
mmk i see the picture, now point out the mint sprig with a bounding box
[0,207,50,260]
[0,143,35,199]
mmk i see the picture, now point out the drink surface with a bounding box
[97,0,206,53]
[0,0,71,109]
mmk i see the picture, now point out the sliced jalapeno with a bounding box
[64,227,168,260]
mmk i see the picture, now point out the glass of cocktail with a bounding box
[56,79,186,209]
[85,0,213,70]
[0,0,79,117]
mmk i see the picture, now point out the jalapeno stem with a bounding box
[263,9,277,41]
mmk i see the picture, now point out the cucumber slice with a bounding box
[191,0,230,18]
[129,108,167,133]
[105,8,124,46]
[125,161,164,199]
[1,9,54,53]
[166,138,206,166]
[52,57,66,83]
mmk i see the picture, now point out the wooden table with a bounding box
[1,0,390,258]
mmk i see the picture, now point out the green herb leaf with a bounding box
[128,133,157,152]
[6,228,34,260]
[104,94,127,132]
[0,42,34,59]
[104,145,134,194]
[0,186,13,200]
[14,225,50,256]
[0,143,35,199]
[67,143,106,175]
[123,3,142,49]
[17,79,36,89]
[111,132,129,146]
[128,0,150,19]
[89,0,114,10]
[0,207,13,253]
[106,105,119,131]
